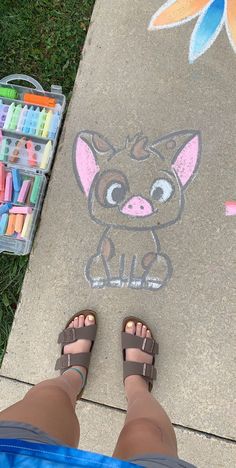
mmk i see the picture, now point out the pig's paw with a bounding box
[142,279,163,290]
[128,278,143,289]
[89,278,107,288]
[143,254,172,285]
[108,277,127,287]
[86,254,109,288]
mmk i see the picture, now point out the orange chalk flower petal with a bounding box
[226,0,236,52]
[149,0,209,30]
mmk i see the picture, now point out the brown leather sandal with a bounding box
[122,316,159,392]
[55,310,97,394]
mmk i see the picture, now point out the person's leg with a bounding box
[113,320,178,460]
[0,314,95,448]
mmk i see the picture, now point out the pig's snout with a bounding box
[121,196,154,217]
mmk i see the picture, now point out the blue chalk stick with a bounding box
[0,213,9,234]
[12,168,22,192]
[0,203,13,215]
[13,191,19,203]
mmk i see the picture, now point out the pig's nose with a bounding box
[121,196,153,217]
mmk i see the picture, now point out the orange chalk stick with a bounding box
[15,214,24,233]
[6,214,16,236]
[23,93,56,108]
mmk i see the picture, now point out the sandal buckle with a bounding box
[67,354,71,367]
[142,363,147,377]
[143,363,154,379]
[142,338,147,352]
[142,337,155,354]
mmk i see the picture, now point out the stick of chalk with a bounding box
[15,214,24,233]
[40,141,52,169]
[6,213,16,236]
[4,172,13,202]
[17,179,31,203]
[0,139,8,162]
[0,203,12,215]
[0,190,4,202]
[26,140,37,167]
[0,163,6,191]
[9,206,33,214]
[0,213,8,234]
[12,168,22,192]
[3,103,15,130]
[21,213,33,239]
[30,175,42,204]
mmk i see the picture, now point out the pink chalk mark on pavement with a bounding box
[76,137,99,196]
[121,196,153,217]
[225,201,236,216]
[172,135,199,187]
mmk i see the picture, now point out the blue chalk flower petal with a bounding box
[189,0,225,63]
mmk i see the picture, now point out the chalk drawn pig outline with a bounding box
[73,130,201,291]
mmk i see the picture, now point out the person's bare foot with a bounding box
[124,320,153,396]
[63,314,95,387]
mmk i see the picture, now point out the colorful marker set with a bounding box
[0,100,61,140]
[0,74,65,255]
[0,164,44,239]
[0,131,52,170]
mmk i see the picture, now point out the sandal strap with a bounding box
[55,352,91,371]
[123,361,157,382]
[58,324,97,344]
[122,332,159,356]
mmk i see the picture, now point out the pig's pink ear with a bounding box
[73,132,114,197]
[172,132,201,188]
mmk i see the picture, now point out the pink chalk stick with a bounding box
[17,180,31,203]
[0,163,6,191]
[4,173,13,202]
[225,201,236,216]
[9,206,33,214]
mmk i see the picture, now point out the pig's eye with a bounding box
[96,170,129,207]
[106,182,126,206]
[150,178,174,203]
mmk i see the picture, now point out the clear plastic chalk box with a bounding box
[0,74,65,255]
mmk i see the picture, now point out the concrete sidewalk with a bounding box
[1,1,236,466]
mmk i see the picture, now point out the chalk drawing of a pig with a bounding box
[73,130,201,291]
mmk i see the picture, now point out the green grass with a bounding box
[0,0,95,362]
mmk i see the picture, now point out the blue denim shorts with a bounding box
[0,421,196,468]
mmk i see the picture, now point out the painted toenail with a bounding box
[126,321,133,328]
[88,315,94,321]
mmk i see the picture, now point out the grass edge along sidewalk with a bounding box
[0,0,95,363]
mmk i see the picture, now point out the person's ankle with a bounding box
[124,375,149,398]
[62,366,87,388]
